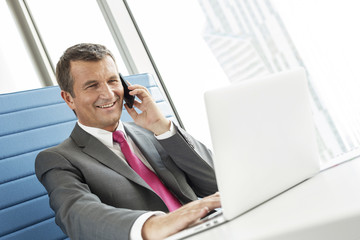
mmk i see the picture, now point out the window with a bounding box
[0,1,41,94]
[127,0,360,165]
[127,0,229,148]
[272,0,360,164]
[4,0,359,165]
[26,0,129,76]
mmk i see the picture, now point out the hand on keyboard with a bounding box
[141,192,221,240]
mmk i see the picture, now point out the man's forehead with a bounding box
[70,59,118,84]
[70,59,100,68]
[70,56,116,69]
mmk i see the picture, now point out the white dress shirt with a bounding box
[78,121,176,240]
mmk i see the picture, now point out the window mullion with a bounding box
[97,0,184,128]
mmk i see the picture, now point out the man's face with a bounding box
[61,56,124,132]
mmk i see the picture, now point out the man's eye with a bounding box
[86,84,97,89]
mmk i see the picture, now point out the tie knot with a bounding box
[113,130,126,144]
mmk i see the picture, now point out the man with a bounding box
[35,43,220,240]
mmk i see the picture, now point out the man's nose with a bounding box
[99,83,115,98]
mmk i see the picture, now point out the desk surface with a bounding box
[187,157,360,240]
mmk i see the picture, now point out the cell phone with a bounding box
[119,73,135,108]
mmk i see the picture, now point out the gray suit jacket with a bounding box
[35,122,218,240]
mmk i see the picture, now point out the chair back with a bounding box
[0,73,176,240]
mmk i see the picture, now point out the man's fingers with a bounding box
[131,99,143,110]
[124,103,139,119]
[129,84,150,93]
[142,194,222,240]
[128,85,151,99]
[175,194,221,221]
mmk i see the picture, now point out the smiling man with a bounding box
[35,43,220,240]
[62,55,123,131]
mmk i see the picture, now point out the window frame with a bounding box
[7,0,184,128]
[97,0,184,128]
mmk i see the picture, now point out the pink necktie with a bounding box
[113,130,182,212]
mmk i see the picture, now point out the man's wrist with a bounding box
[153,119,172,136]
[155,121,176,140]
[130,211,165,240]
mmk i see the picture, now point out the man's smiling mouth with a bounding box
[97,101,116,109]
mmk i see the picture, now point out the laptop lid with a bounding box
[204,67,320,221]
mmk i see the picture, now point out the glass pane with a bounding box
[271,0,360,162]
[26,0,129,76]
[127,0,360,164]
[127,0,229,147]
[0,1,41,94]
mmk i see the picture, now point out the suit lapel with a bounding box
[123,123,165,173]
[124,123,195,203]
[71,124,152,192]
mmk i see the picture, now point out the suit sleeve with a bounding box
[35,149,146,240]
[157,124,218,197]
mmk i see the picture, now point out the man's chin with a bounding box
[100,117,121,131]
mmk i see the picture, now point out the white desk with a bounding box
[187,157,360,239]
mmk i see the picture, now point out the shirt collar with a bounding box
[77,121,127,148]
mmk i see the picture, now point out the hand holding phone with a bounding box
[121,76,171,135]
[119,73,135,108]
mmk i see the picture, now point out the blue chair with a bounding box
[0,73,177,240]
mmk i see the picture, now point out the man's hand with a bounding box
[124,84,170,136]
[141,192,221,240]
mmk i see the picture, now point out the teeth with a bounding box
[98,102,115,108]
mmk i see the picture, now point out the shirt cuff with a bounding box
[130,211,166,240]
[154,121,176,140]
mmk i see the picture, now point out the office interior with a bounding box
[1,0,359,239]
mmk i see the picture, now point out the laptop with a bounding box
[166,67,320,239]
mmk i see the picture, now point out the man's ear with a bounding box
[61,90,75,110]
